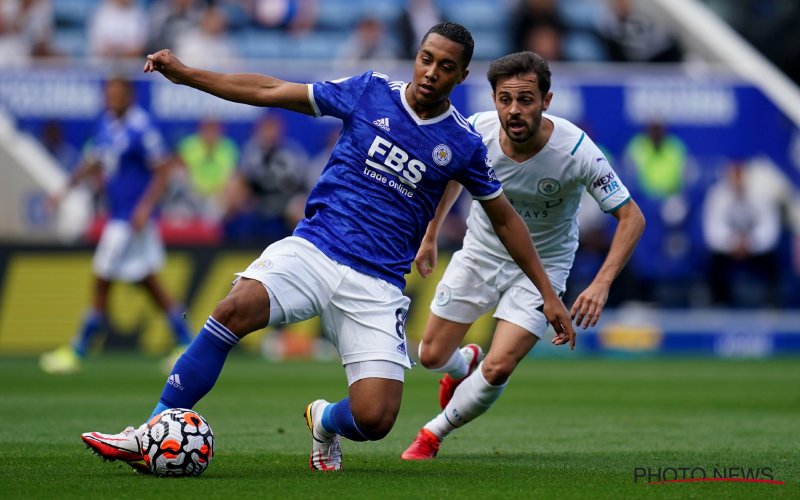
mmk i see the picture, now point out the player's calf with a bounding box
[439,344,484,409]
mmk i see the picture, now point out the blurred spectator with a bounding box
[702,159,786,307]
[174,5,240,68]
[335,17,396,63]
[286,124,338,227]
[225,112,307,243]
[702,0,800,86]
[623,121,701,306]
[522,23,564,62]
[511,0,567,59]
[0,0,54,65]
[177,119,240,221]
[146,0,203,53]
[40,120,80,173]
[88,0,148,58]
[625,121,687,200]
[596,0,683,63]
[247,0,317,34]
[396,0,443,59]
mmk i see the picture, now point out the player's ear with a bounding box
[458,68,469,85]
[543,91,553,111]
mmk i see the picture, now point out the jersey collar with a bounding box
[400,83,454,126]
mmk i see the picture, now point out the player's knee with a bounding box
[210,296,254,338]
[481,358,513,386]
[418,343,447,369]
[210,298,239,331]
[352,406,398,440]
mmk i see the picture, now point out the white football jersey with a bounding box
[463,112,631,285]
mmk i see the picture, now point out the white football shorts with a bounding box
[237,236,412,373]
[430,245,566,339]
[92,219,165,282]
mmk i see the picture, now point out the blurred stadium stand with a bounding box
[1,0,800,357]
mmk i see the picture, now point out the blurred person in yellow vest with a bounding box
[177,118,239,221]
[625,121,687,199]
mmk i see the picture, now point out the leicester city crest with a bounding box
[537,178,561,196]
[432,144,452,166]
[250,258,272,270]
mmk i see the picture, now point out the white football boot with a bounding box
[81,424,150,473]
[303,399,342,471]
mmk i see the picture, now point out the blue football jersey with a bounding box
[85,105,168,221]
[294,71,502,289]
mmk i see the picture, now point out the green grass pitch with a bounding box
[0,354,797,499]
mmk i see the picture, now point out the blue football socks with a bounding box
[151,317,238,419]
[72,309,106,357]
[321,397,369,442]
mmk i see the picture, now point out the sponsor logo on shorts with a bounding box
[435,284,451,306]
[396,342,407,355]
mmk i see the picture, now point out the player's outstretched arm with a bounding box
[571,199,645,329]
[46,158,100,211]
[480,193,577,349]
[144,49,315,115]
[415,181,464,278]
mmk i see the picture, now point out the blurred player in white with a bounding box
[39,78,193,375]
[401,51,645,460]
[80,24,576,472]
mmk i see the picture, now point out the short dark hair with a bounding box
[420,22,474,67]
[487,51,551,96]
[105,76,134,91]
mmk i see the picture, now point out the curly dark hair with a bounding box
[420,22,475,67]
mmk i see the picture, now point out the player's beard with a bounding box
[503,112,542,144]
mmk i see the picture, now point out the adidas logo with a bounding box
[373,117,390,131]
[167,373,184,391]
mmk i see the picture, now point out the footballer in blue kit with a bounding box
[297,69,502,289]
[40,78,193,376]
[82,23,576,472]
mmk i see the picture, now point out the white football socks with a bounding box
[425,344,469,379]
[424,362,507,440]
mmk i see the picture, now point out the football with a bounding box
[140,408,214,477]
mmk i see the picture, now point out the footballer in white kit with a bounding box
[433,111,631,337]
[402,51,645,460]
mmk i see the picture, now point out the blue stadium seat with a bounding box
[563,32,608,62]
[315,0,403,30]
[314,0,365,30]
[237,30,350,60]
[470,29,509,61]
[294,32,351,59]
[51,28,87,57]
[53,0,98,27]
[558,0,609,30]
[437,0,508,31]
[236,30,286,60]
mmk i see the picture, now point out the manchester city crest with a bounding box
[432,144,452,166]
[537,178,561,196]
[435,284,452,306]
